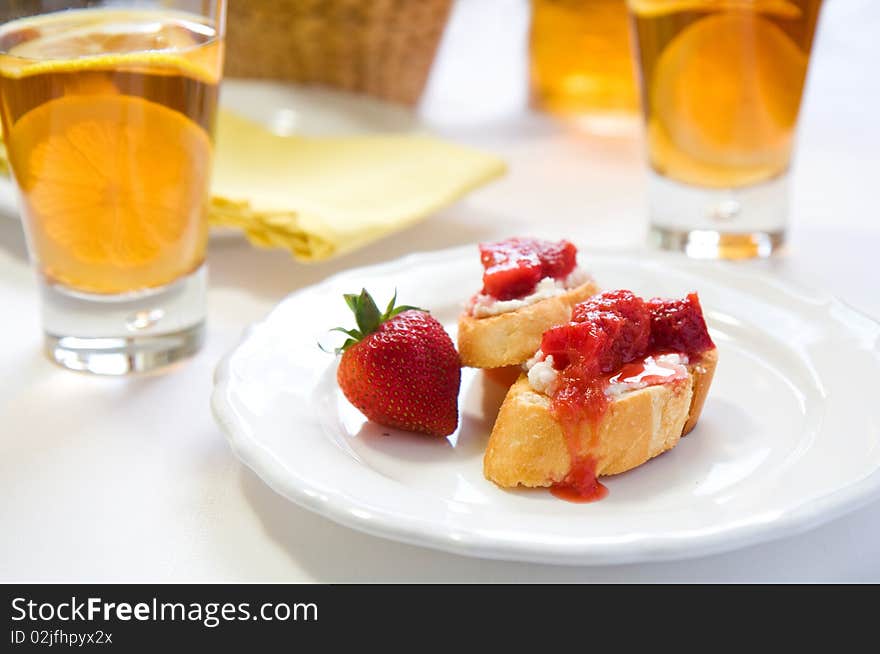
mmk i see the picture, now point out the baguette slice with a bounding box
[484,348,718,489]
[458,280,600,369]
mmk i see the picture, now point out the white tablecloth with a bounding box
[2,0,878,582]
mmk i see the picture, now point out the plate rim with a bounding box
[211,244,880,565]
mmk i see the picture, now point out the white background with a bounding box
[1,0,878,581]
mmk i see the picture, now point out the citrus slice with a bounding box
[9,94,212,269]
[0,48,220,84]
[0,10,220,83]
[8,15,201,60]
[650,11,808,171]
[629,0,802,19]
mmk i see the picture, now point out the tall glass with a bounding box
[0,0,225,374]
[627,0,823,258]
[530,0,639,128]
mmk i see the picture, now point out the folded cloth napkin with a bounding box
[0,109,506,260]
[210,111,506,260]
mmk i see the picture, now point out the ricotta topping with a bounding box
[525,351,689,398]
[526,352,559,396]
[469,267,591,318]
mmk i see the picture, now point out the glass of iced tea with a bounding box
[0,1,225,374]
[530,0,639,129]
[627,0,823,258]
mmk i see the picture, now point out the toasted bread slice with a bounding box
[458,280,600,369]
[682,348,718,436]
[482,365,524,388]
[484,348,718,489]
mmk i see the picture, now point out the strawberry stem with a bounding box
[344,289,382,335]
[328,288,425,353]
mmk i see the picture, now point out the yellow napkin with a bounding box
[0,110,506,260]
[210,111,505,260]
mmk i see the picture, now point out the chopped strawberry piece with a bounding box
[572,290,651,371]
[540,321,607,374]
[572,289,647,324]
[479,237,579,300]
[546,290,708,379]
[648,293,715,356]
[539,240,578,279]
[480,251,543,300]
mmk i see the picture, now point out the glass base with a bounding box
[41,265,206,375]
[647,172,790,260]
[649,225,785,260]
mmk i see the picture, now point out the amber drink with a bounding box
[0,2,225,373]
[530,0,639,127]
[628,0,822,258]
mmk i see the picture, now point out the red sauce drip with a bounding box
[548,374,609,501]
[478,237,578,301]
[551,452,609,502]
[553,370,610,425]
[551,478,608,503]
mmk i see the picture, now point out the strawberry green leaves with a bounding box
[328,289,424,354]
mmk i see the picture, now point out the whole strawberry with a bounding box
[332,289,461,437]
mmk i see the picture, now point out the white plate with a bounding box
[211,246,880,565]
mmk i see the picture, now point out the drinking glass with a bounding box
[530,0,639,128]
[627,0,823,258]
[0,0,226,373]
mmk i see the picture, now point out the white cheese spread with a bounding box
[525,351,689,398]
[469,267,591,318]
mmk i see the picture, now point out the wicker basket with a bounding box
[224,0,454,105]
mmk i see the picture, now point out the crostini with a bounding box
[484,290,718,500]
[458,237,600,369]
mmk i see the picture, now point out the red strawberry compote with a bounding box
[525,290,714,501]
[647,293,715,356]
[468,237,591,318]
